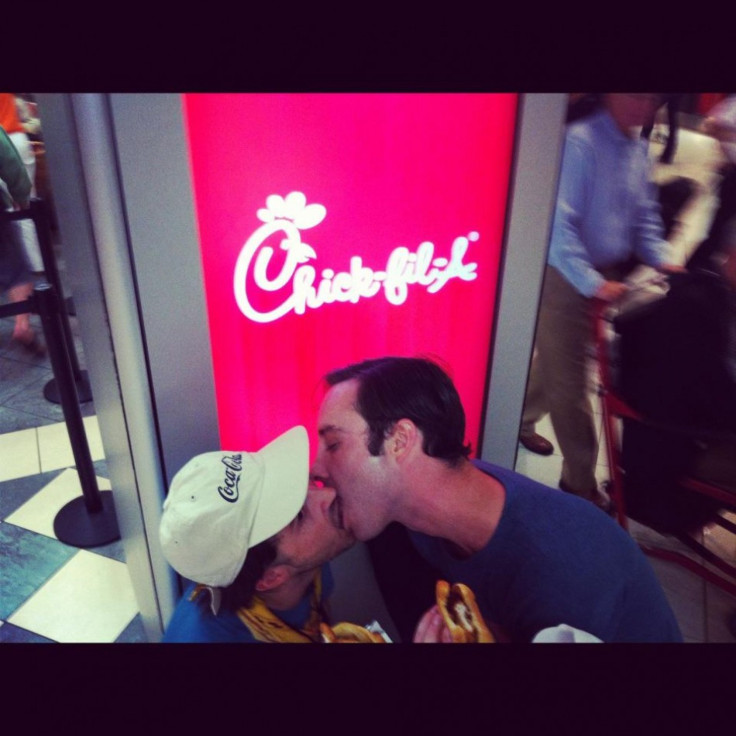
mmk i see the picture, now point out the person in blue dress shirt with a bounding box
[518,94,684,507]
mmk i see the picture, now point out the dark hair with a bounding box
[219,536,279,611]
[325,356,472,466]
[566,93,602,124]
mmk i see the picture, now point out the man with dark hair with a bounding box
[311,357,682,643]
[160,426,355,642]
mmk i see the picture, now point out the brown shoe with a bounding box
[519,433,554,456]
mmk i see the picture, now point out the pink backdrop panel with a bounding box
[183,93,518,456]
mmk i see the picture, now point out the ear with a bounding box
[386,419,419,461]
[254,564,291,593]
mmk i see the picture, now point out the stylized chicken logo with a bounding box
[234,191,479,323]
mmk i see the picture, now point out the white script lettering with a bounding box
[233,192,480,324]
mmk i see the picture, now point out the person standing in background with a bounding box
[0,124,44,354]
[0,93,42,272]
[688,95,736,271]
[518,93,684,509]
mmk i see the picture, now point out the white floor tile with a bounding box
[0,427,40,482]
[5,467,111,539]
[37,416,105,473]
[8,550,139,643]
[515,448,563,489]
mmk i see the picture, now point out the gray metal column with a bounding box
[480,93,567,469]
[107,94,219,480]
[37,93,178,640]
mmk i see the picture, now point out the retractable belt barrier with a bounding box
[1,198,92,403]
[1,212,119,547]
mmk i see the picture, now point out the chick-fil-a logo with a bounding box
[233,191,480,323]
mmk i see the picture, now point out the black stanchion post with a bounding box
[33,282,119,547]
[30,198,93,404]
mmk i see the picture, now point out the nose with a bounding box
[309,454,328,484]
[307,485,336,516]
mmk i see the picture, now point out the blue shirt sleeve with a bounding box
[548,114,670,298]
[162,582,258,643]
[548,136,606,298]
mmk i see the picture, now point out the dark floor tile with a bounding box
[0,522,78,619]
[34,387,97,418]
[0,342,49,368]
[704,582,736,643]
[3,374,66,423]
[0,317,49,365]
[646,556,707,641]
[89,536,127,563]
[0,622,55,643]
[93,459,109,477]
[2,382,95,426]
[0,358,52,404]
[0,469,66,520]
[0,406,54,434]
[115,614,149,643]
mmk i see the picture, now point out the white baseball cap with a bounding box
[159,426,309,587]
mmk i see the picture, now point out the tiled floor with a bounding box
[0,277,146,644]
[515,346,736,643]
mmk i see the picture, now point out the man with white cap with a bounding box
[160,426,355,642]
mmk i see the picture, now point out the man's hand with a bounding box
[413,603,509,643]
[595,280,629,302]
[413,605,453,643]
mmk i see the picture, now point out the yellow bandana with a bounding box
[235,571,324,643]
[188,571,317,646]
[190,572,325,642]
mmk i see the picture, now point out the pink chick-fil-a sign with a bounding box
[183,94,518,455]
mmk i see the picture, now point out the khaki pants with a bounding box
[521,266,599,496]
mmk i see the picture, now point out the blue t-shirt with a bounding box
[409,461,682,643]
[162,564,334,643]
